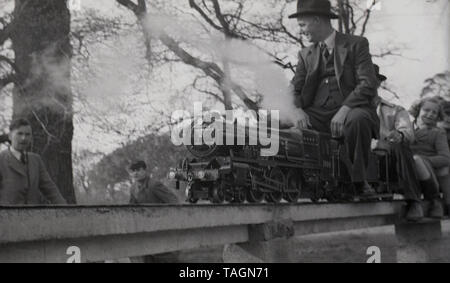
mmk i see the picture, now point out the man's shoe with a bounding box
[405,201,424,222]
[355,182,376,197]
[429,199,444,219]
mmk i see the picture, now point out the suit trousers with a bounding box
[389,143,421,202]
[305,106,379,183]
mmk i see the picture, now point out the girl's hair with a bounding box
[409,96,444,121]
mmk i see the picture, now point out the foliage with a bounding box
[420,71,450,101]
[84,133,189,203]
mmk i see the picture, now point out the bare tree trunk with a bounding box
[10,0,75,203]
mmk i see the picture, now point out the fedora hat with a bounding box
[373,64,387,82]
[289,0,339,19]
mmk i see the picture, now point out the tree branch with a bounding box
[193,84,225,104]
[360,9,371,36]
[211,0,231,35]
[279,18,304,46]
[158,33,258,111]
[116,0,146,17]
[158,33,222,81]
[0,54,19,74]
[372,49,403,58]
[0,15,13,46]
[229,2,243,31]
[380,85,400,100]
[188,0,223,32]
[116,0,152,64]
[0,73,15,90]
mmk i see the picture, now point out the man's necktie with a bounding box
[320,42,330,61]
[20,151,27,164]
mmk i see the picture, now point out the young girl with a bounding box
[438,101,450,214]
[410,97,450,218]
[438,101,450,147]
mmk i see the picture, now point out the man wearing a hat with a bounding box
[289,0,380,196]
[371,65,413,152]
[371,65,425,221]
[127,161,180,263]
[128,160,178,204]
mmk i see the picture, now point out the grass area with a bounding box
[176,220,450,263]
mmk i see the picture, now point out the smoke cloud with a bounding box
[143,13,299,125]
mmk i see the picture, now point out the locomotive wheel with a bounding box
[265,168,284,203]
[233,187,246,203]
[224,190,234,203]
[219,175,235,203]
[247,188,264,203]
[309,179,324,203]
[211,185,225,204]
[284,170,301,203]
[247,173,264,203]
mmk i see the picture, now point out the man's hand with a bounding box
[331,105,351,137]
[295,108,311,129]
[386,130,403,144]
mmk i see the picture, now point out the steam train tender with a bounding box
[169,121,398,204]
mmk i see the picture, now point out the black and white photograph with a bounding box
[0,0,449,266]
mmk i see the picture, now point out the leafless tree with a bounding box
[421,71,450,100]
[114,0,396,112]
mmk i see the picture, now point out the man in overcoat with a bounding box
[0,118,66,205]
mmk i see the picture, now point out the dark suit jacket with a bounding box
[291,32,379,109]
[129,176,178,204]
[0,149,66,205]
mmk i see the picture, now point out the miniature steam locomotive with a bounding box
[169,119,398,204]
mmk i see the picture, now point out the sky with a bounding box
[365,0,449,106]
